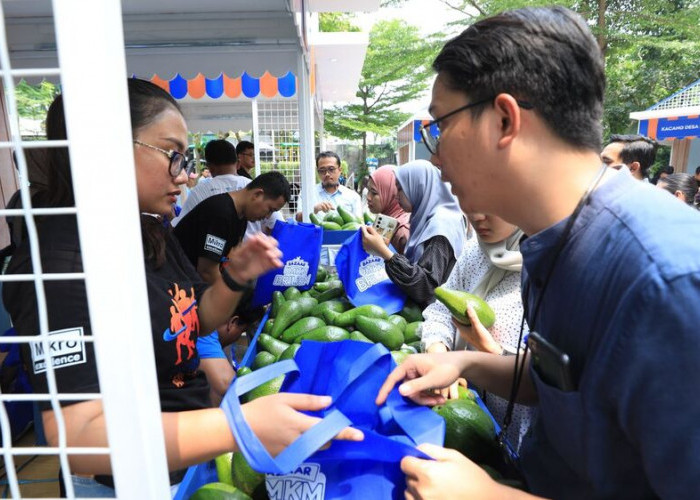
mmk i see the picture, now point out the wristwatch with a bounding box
[219,260,253,292]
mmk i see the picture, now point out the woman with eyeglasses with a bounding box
[361,159,467,309]
[2,79,361,497]
[365,165,411,254]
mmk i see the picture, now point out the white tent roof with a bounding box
[5,0,376,130]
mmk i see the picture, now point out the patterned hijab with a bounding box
[395,160,467,262]
[369,165,410,232]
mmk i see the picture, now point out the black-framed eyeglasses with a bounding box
[133,140,191,178]
[317,166,338,176]
[419,97,534,155]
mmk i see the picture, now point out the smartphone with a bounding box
[527,331,575,391]
[372,214,399,243]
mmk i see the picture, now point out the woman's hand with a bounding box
[226,233,283,283]
[375,351,467,407]
[241,393,364,457]
[361,225,393,260]
[453,305,502,354]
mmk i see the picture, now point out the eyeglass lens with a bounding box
[169,153,187,177]
[421,127,438,155]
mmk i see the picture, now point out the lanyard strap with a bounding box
[498,163,609,442]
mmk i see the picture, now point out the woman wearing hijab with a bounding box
[420,212,532,450]
[361,160,466,309]
[365,165,411,254]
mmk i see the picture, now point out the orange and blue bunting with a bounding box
[146,72,299,100]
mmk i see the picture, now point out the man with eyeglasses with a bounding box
[295,151,362,222]
[235,140,256,180]
[375,6,700,500]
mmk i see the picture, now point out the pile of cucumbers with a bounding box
[308,206,374,231]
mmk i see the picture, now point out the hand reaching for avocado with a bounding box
[375,351,465,407]
[401,443,534,499]
[239,393,364,457]
[452,305,502,354]
[425,343,467,400]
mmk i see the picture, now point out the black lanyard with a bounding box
[498,164,609,451]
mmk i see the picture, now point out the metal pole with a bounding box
[53,0,171,497]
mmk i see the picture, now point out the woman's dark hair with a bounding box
[658,173,698,206]
[44,78,183,266]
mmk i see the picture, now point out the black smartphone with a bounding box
[527,331,575,392]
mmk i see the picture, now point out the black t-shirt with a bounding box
[237,167,252,180]
[173,193,247,268]
[2,215,211,412]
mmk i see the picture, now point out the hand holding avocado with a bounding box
[452,305,503,354]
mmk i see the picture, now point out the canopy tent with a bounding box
[396,112,436,165]
[0,0,377,223]
[630,77,700,172]
[5,0,371,129]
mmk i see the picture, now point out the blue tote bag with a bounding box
[334,230,406,315]
[252,221,323,306]
[221,340,445,500]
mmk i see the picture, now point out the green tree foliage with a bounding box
[388,0,700,140]
[319,12,361,32]
[324,20,439,172]
[15,80,58,121]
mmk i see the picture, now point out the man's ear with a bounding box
[628,161,641,174]
[674,190,686,201]
[493,94,521,149]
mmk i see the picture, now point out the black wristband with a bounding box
[219,261,252,292]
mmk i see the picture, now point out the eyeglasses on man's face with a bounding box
[317,166,338,176]
[420,96,534,155]
[133,140,192,178]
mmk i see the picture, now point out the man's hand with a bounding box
[241,393,364,457]
[375,352,467,407]
[403,444,515,500]
[453,305,502,354]
[424,343,462,400]
[361,225,393,260]
[226,233,283,283]
[314,202,334,213]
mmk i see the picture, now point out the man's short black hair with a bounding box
[316,151,341,168]
[204,139,237,166]
[236,140,254,156]
[247,171,290,202]
[695,165,700,176]
[608,134,658,178]
[433,6,605,152]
